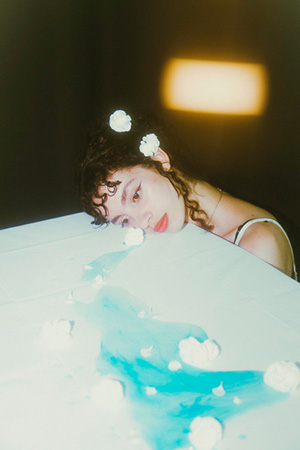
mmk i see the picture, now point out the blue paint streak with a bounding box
[76,285,288,450]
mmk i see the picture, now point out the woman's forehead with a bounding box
[106,165,156,186]
[109,165,150,179]
[109,167,134,181]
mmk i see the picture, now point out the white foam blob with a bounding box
[212,382,225,397]
[91,378,124,409]
[124,227,144,246]
[95,275,104,286]
[168,360,182,371]
[264,361,300,393]
[189,416,223,450]
[140,345,153,358]
[179,337,220,368]
[145,386,157,396]
[233,396,243,404]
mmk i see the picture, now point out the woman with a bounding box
[76,109,297,280]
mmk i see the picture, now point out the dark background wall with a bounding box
[1,0,299,256]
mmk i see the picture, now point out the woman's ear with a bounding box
[151,147,171,171]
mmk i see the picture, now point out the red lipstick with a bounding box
[154,213,168,233]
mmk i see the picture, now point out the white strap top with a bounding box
[233,218,297,281]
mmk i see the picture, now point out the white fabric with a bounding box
[0,213,300,450]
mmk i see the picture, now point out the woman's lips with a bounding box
[154,213,168,232]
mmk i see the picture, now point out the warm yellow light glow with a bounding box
[161,58,268,115]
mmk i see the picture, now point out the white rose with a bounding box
[124,227,144,246]
[179,337,220,368]
[189,416,223,450]
[139,133,160,157]
[109,109,132,132]
[264,361,300,393]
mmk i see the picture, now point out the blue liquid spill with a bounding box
[82,249,131,281]
[239,434,247,440]
[76,285,288,450]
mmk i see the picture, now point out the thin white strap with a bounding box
[235,218,278,245]
[234,218,297,280]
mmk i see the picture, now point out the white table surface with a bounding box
[0,213,299,450]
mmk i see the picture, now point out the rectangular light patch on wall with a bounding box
[161,58,268,115]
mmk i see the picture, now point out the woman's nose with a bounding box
[135,211,152,231]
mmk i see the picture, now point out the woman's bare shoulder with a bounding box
[237,221,294,277]
[192,182,294,276]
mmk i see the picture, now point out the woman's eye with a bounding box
[121,217,129,227]
[133,185,141,202]
[133,191,140,201]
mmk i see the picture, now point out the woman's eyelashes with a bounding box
[121,216,130,227]
[132,184,141,202]
[120,184,142,227]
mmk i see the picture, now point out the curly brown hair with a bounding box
[76,111,212,231]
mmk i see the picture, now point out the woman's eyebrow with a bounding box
[110,178,136,224]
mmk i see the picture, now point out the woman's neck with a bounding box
[186,180,222,227]
[187,180,276,241]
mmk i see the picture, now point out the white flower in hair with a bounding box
[109,109,132,132]
[139,133,160,157]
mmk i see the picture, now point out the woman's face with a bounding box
[98,166,186,233]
